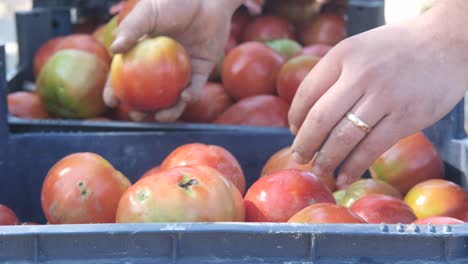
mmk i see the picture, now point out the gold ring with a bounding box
[346,112,371,133]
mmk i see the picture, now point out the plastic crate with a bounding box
[7,1,388,133]
[1,46,468,263]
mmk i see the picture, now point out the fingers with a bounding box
[309,97,388,179]
[111,0,157,53]
[336,116,401,189]
[154,99,187,123]
[288,51,342,134]
[182,58,214,103]
[290,78,364,164]
[103,76,119,108]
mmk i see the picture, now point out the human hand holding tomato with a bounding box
[289,1,468,189]
[103,0,244,122]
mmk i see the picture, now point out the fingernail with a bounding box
[111,36,127,52]
[290,125,298,135]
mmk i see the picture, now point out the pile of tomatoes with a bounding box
[8,0,347,127]
[1,131,466,226]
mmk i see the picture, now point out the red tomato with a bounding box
[0,204,19,225]
[277,55,320,103]
[243,15,296,42]
[295,44,332,58]
[41,153,131,224]
[58,34,111,66]
[33,37,64,77]
[264,0,323,23]
[8,91,50,119]
[116,165,245,223]
[118,0,140,23]
[370,132,444,194]
[412,216,464,225]
[340,179,402,208]
[244,170,335,222]
[222,42,284,100]
[455,195,468,221]
[299,13,347,46]
[288,203,366,224]
[141,165,163,179]
[161,143,246,194]
[261,146,335,191]
[214,95,290,128]
[350,194,417,224]
[230,7,251,42]
[111,36,191,111]
[404,179,465,219]
[180,83,233,123]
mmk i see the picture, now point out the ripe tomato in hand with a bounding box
[8,92,50,119]
[243,15,296,42]
[277,55,320,103]
[350,194,417,224]
[0,204,19,225]
[288,203,366,224]
[41,153,131,224]
[222,42,284,100]
[161,143,246,194]
[111,36,191,111]
[214,95,290,128]
[244,169,335,222]
[116,165,245,223]
[298,13,347,46]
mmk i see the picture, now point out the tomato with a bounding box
[244,170,335,222]
[350,194,417,224]
[222,42,284,100]
[8,91,50,119]
[112,103,154,122]
[58,34,111,66]
[214,95,290,127]
[161,143,246,194]
[298,13,347,46]
[111,36,191,111]
[370,132,444,194]
[261,146,335,191]
[333,190,346,204]
[412,216,464,225]
[93,16,118,56]
[404,179,465,219]
[41,153,131,224]
[37,50,109,119]
[118,0,140,23]
[288,203,366,224]
[230,7,251,42]
[455,195,468,221]
[265,39,303,60]
[340,179,402,208]
[277,55,320,103]
[141,165,163,179]
[116,165,245,223]
[33,37,64,78]
[0,204,19,225]
[243,15,295,42]
[180,83,233,123]
[295,44,332,58]
[264,0,323,23]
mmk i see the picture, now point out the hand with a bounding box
[103,0,243,122]
[288,2,468,189]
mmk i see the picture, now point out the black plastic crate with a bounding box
[1,46,468,263]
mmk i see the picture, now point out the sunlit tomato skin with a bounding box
[58,34,111,65]
[350,194,417,224]
[244,170,335,223]
[404,179,465,219]
[299,13,347,46]
[0,204,19,225]
[161,143,246,195]
[41,153,131,224]
[141,166,163,179]
[37,50,109,119]
[230,7,251,42]
[243,15,296,42]
[261,146,335,191]
[116,165,245,223]
[214,95,290,128]
[412,216,465,225]
[8,92,50,119]
[370,132,444,194]
[288,203,366,224]
[277,55,320,103]
[222,42,284,100]
[295,44,332,58]
[180,83,233,123]
[93,16,118,56]
[340,179,402,208]
[33,37,64,78]
[333,190,346,204]
[111,36,191,111]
